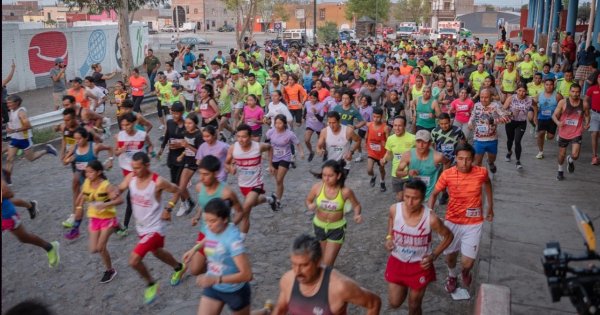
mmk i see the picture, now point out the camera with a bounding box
[542,206,600,315]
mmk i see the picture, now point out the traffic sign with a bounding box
[295,8,305,20]
[274,22,282,31]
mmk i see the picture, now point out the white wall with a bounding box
[1,22,149,94]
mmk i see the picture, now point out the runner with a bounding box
[383,90,405,128]
[267,114,304,210]
[198,84,221,128]
[114,152,186,304]
[305,159,362,266]
[552,83,590,180]
[450,88,475,139]
[468,88,511,173]
[1,179,60,268]
[273,234,381,314]
[154,73,173,130]
[502,83,535,170]
[431,113,466,204]
[384,179,453,313]
[225,124,277,237]
[533,79,561,159]
[585,74,600,165]
[184,198,253,315]
[303,91,326,162]
[196,125,230,182]
[381,116,416,201]
[71,160,119,283]
[214,75,235,140]
[411,86,440,133]
[396,130,444,201]
[174,113,202,217]
[114,113,154,237]
[62,127,114,234]
[365,107,389,192]
[2,95,58,186]
[230,69,248,133]
[283,74,307,128]
[316,111,362,173]
[158,102,186,188]
[428,143,494,293]
[238,94,264,141]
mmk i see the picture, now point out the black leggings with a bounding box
[132,95,144,113]
[123,191,132,228]
[505,121,527,160]
[169,164,184,184]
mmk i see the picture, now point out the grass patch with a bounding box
[32,126,59,144]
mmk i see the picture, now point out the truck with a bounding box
[396,22,417,40]
[178,22,196,32]
[437,21,461,42]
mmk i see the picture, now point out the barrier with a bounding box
[474,283,511,315]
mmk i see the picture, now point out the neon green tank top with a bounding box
[502,70,517,92]
[316,184,345,213]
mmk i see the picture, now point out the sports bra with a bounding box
[316,184,345,213]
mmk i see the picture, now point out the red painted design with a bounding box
[28,31,68,76]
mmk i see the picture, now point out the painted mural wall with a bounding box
[1,22,149,94]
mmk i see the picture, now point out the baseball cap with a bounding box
[69,77,83,84]
[415,130,431,142]
[539,48,545,52]
[172,83,183,90]
[230,68,240,74]
[55,58,64,63]
[171,101,185,112]
[180,70,188,75]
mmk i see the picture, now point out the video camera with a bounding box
[542,206,600,314]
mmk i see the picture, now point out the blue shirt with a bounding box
[183,53,196,68]
[204,223,246,293]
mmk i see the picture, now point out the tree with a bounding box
[394,0,430,24]
[345,0,391,22]
[317,21,338,43]
[273,2,290,22]
[63,0,163,83]
[221,0,263,49]
[577,2,591,24]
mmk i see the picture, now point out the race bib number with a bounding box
[418,112,431,119]
[541,110,552,116]
[458,105,469,111]
[441,143,454,152]
[466,208,482,217]
[75,161,88,171]
[208,262,224,276]
[394,153,402,160]
[565,119,578,126]
[320,200,339,211]
[185,148,195,156]
[291,100,300,106]
[332,146,343,152]
[126,150,135,158]
[371,101,377,106]
[200,103,208,110]
[477,125,489,134]
[132,87,140,93]
[415,176,430,186]
[240,168,257,176]
[274,147,285,156]
[369,143,382,151]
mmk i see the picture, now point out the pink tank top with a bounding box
[558,99,584,140]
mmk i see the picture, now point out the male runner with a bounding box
[316,111,362,173]
[365,107,389,192]
[431,113,466,204]
[381,116,416,201]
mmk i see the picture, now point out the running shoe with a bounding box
[45,144,58,156]
[2,169,12,186]
[516,161,523,170]
[158,125,165,130]
[535,152,544,159]
[462,269,472,287]
[592,156,599,165]
[27,200,39,219]
[557,171,565,181]
[380,182,387,192]
[276,201,283,211]
[144,283,159,304]
[445,276,457,293]
[263,299,274,312]
[100,269,117,284]
[308,152,314,162]
[47,241,60,268]
[116,227,129,237]
[504,153,511,162]
[488,163,497,174]
[64,228,80,240]
[291,161,297,169]
[170,263,186,286]
[354,154,363,162]
[176,202,188,217]
[62,214,75,228]
[567,155,575,173]
[268,193,278,211]
[369,176,376,187]
[185,199,195,215]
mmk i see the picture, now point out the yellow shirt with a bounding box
[531,53,549,71]
[505,53,519,64]
[527,82,544,98]
[501,69,518,92]
[470,71,490,92]
[83,179,117,219]
[518,61,535,79]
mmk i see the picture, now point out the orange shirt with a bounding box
[316,88,330,102]
[129,75,147,97]
[435,166,489,225]
[366,122,387,160]
[399,65,413,76]
[283,83,307,110]
[68,87,89,109]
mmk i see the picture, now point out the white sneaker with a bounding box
[61,214,75,228]
[159,125,165,130]
[354,154,363,162]
[176,202,188,217]
[536,152,544,159]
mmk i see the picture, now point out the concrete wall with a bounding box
[1,22,149,94]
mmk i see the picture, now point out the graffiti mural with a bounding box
[115,33,122,70]
[28,31,68,88]
[79,29,107,77]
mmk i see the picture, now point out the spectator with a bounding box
[142,49,161,92]
[50,58,67,111]
[90,63,116,90]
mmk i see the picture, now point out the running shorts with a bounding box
[271,160,291,169]
[558,136,582,148]
[384,255,436,290]
[239,184,265,197]
[443,221,483,259]
[313,216,346,244]
[89,217,119,232]
[589,110,600,132]
[250,127,262,138]
[202,282,251,311]
[133,232,165,258]
[290,109,303,124]
[1,214,21,231]
[473,140,498,155]
[9,138,33,150]
[537,119,557,134]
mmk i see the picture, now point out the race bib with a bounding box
[291,100,300,106]
[332,146,343,152]
[75,161,88,171]
[477,125,489,134]
[369,143,382,151]
[466,208,482,217]
[126,150,135,158]
[132,87,140,92]
[565,119,578,126]
[418,112,431,119]
[320,200,339,211]
[441,143,454,152]
[394,153,402,160]
[185,148,195,156]
[371,101,377,106]
[200,103,208,110]
[541,110,552,116]
[458,105,469,111]
[274,147,285,156]
[208,262,224,276]
[415,176,430,186]
[240,168,257,176]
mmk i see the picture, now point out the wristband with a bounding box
[386,234,392,240]
[168,201,176,207]
[76,206,83,210]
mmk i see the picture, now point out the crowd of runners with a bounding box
[2,31,599,314]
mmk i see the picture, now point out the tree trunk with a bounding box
[118,0,133,84]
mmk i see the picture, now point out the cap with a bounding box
[172,83,182,90]
[55,58,64,63]
[230,68,240,74]
[69,77,83,84]
[171,101,185,112]
[180,70,188,75]
[539,48,545,52]
[415,130,431,142]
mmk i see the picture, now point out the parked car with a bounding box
[179,37,212,49]
[266,28,275,33]
[218,25,235,32]
[161,25,176,32]
[459,28,472,38]
[148,29,158,35]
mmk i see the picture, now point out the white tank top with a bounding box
[391,202,432,263]
[233,141,263,188]
[129,173,163,235]
[8,107,29,140]
[117,130,146,171]
[326,125,349,161]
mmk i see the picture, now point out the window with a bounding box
[444,2,451,10]
[47,12,51,19]
[212,21,216,27]
[319,8,325,20]
[212,8,216,16]
[186,6,189,14]
[194,8,198,14]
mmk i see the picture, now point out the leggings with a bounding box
[132,95,144,113]
[123,191,132,228]
[169,164,184,184]
[505,120,527,160]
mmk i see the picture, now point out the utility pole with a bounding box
[313,0,317,44]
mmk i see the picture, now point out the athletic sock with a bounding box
[558,164,563,172]
[448,266,459,277]
[44,242,53,252]
[266,196,274,204]
[240,232,247,241]
[567,155,573,163]
[174,263,183,272]
[73,220,82,228]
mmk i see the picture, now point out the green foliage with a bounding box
[62,0,163,13]
[577,2,591,24]
[32,127,59,145]
[345,0,391,22]
[273,2,290,22]
[317,21,339,43]
[394,0,430,24]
